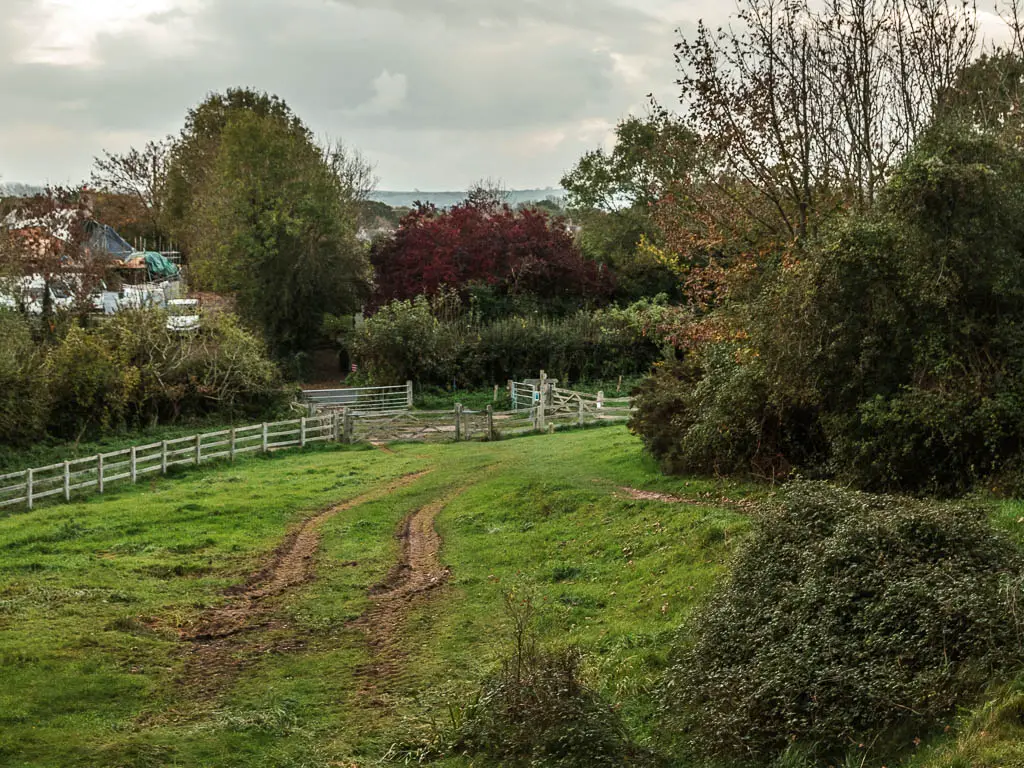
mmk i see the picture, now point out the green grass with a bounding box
[0,426,754,766]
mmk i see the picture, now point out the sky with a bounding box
[0,1,1014,191]
[0,0,711,190]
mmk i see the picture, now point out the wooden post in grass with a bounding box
[300,417,307,448]
[262,423,269,453]
[493,384,499,402]
[26,468,33,511]
[597,391,605,410]
[130,446,137,484]
[486,405,494,441]
[343,411,354,444]
[63,461,71,502]
[537,397,546,432]
[332,412,340,443]
[406,380,414,408]
[98,454,104,494]
[161,441,168,474]
[194,434,202,465]
[230,428,237,461]
[578,398,585,428]
[454,404,463,442]
[617,375,622,394]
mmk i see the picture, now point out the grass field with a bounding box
[5,425,1022,767]
[0,425,754,767]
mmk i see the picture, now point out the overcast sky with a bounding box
[1,1,1014,191]
[0,0,718,190]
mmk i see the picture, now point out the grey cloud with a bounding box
[0,0,710,188]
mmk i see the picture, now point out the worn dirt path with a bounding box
[176,471,430,696]
[350,485,470,697]
[618,486,758,512]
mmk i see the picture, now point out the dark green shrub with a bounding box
[661,482,1024,765]
[349,297,667,387]
[629,347,823,480]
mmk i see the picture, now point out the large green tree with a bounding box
[190,110,370,359]
[162,88,309,247]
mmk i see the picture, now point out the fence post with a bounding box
[230,428,237,461]
[493,384,499,402]
[486,405,494,441]
[161,441,168,474]
[406,380,414,408]
[597,391,605,409]
[454,404,463,442]
[130,446,137,484]
[26,469,33,511]
[332,412,340,442]
[262,423,269,453]
[578,398,585,428]
[343,411,354,444]
[195,434,202,465]
[300,417,307,448]
[98,454,104,494]
[537,399,546,432]
[531,405,538,431]
[63,461,71,502]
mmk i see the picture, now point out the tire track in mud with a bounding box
[176,470,431,697]
[349,484,471,700]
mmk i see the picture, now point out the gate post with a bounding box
[406,380,414,408]
[578,398,585,428]
[454,404,463,442]
[343,410,354,444]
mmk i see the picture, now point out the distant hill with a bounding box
[368,188,566,209]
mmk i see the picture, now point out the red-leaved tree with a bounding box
[369,201,613,311]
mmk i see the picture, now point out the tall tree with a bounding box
[190,111,370,358]
[162,88,309,249]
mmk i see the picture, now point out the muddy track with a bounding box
[351,485,469,696]
[176,471,430,696]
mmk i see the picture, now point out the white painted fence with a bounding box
[0,415,339,512]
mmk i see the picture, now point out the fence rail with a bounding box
[0,415,338,512]
[1,384,633,513]
[302,381,414,414]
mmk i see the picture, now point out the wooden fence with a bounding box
[0,415,338,512]
[0,391,633,513]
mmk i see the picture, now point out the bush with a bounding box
[45,325,130,441]
[349,296,668,388]
[0,309,287,447]
[661,482,1024,765]
[0,311,49,446]
[455,590,633,767]
[630,346,823,480]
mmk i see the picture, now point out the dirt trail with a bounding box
[618,486,758,512]
[177,471,430,695]
[351,485,469,695]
